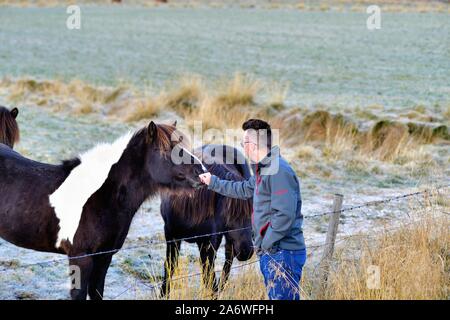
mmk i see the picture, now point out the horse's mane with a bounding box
[167,157,253,226]
[152,123,190,155]
[0,107,19,148]
[59,122,187,180]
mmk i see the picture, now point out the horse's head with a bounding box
[143,121,205,190]
[0,106,19,149]
[225,218,254,262]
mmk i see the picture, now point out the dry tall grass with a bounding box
[274,108,448,163]
[214,73,260,108]
[157,257,267,300]
[320,199,449,299]
[159,75,204,116]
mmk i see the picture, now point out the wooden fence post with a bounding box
[314,193,344,299]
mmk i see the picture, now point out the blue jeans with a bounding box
[259,248,306,300]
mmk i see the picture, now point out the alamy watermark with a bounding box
[367,5,381,30]
[66,5,81,30]
[366,265,381,289]
[169,121,281,175]
[69,265,81,290]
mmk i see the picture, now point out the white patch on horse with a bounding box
[50,132,133,248]
[182,147,207,172]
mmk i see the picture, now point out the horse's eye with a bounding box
[174,173,185,181]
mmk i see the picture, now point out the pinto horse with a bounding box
[160,145,254,298]
[0,106,19,148]
[0,121,205,300]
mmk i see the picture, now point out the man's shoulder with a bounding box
[264,156,297,184]
[278,156,296,176]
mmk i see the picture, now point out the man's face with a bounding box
[241,130,258,162]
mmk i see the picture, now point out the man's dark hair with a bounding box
[242,119,272,150]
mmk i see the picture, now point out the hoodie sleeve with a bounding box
[261,167,299,251]
[207,174,255,200]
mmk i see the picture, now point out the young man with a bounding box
[199,119,306,300]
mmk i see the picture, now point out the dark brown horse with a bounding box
[0,121,204,300]
[0,106,19,148]
[160,145,254,298]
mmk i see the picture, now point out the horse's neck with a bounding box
[106,151,156,216]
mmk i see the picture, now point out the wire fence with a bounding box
[0,183,448,298]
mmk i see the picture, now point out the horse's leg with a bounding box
[160,240,181,298]
[198,241,218,298]
[69,256,93,300]
[219,241,234,291]
[88,254,113,300]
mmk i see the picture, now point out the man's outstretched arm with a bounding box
[199,172,255,200]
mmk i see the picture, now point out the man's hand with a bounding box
[199,172,212,185]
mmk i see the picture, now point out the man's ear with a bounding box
[147,121,158,144]
[10,108,19,119]
[172,120,177,127]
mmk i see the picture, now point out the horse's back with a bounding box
[0,145,77,196]
[1,144,53,172]
[0,143,32,175]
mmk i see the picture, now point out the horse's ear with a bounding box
[147,121,158,144]
[172,120,177,127]
[10,108,18,119]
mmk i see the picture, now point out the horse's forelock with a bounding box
[154,124,191,157]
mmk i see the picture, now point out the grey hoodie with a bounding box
[208,146,305,254]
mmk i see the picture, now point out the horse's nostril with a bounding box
[236,248,254,261]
